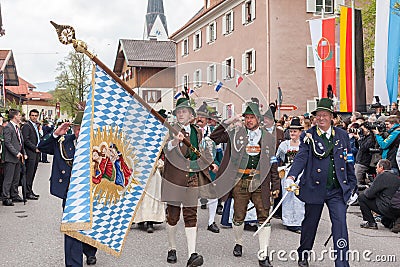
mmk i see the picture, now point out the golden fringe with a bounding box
[60,222,92,232]
[65,231,122,257]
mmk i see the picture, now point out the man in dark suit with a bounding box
[41,120,53,163]
[210,102,279,267]
[287,98,357,267]
[21,109,41,200]
[2,109,27,206]
[38,112,97,266]
[162,97,214,267]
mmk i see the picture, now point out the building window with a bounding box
[223,11,234,35]
[182,74,189,91]
[181,38,189,56]
[306,45,315,68]
[222,57,234,80]
[48,110,53,117]
[193,30,202,50]
[206,0,211,8]
[306,0,334,14]
[193,69,202,88]
[242,49,256,74]
[207,64,217,84]
[242,0,255,24]
[206,21,217,43]
[143,90,162,103]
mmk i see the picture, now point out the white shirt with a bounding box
[319,126,332,139]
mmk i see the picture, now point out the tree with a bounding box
[53,50,92,116]
[358,0,376,79]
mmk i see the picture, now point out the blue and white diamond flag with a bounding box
[61,65,168,256]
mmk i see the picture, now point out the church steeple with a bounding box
[144,0,168,40]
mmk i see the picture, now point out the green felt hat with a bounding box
[242,102,261,117]
[173,98,195,116]
[311,98,335,116]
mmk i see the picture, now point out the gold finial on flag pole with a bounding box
[50,21,94,59]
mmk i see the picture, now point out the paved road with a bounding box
[1,158,399,266]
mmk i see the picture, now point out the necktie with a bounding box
[15,125,22,147]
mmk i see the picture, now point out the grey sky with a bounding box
[1,0,203,84]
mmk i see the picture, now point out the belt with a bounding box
[238,169,260,175]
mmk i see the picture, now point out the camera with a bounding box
[363,121,386,132]
[348,128,362,134]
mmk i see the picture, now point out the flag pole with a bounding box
[50,21,201,157]
[351,0,356,112]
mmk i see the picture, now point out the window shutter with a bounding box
[181,41,185,56]
[231,58,235,78]
[306,0,317,13]
[306,45,315,68]
[242,53,246,74]
[198,69,202,86]
[222,61,227,80]
[242,3,246,24]
[214,22,217,40]
[213,64,217,83]
[230,11,234,31]
[335,0,345,10]
[222,15,227,35]
[206,26,210,43]
[251,50,256,72]
[199,31,202,47]
[251,0,256,20]
[193,35,196,50]
[207,66,211,84]
[182,76,185,90]
[193,71,198,86]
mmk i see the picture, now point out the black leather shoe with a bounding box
[32,192,40,198]
[26,194,39,200]
[167,249,177,263]
[233,244,242,257]
[3,199,14,206]
[216,205,223,215]
[360,221,378,229]
[259,256,273,267]
[186,253,203,267]
[147,222,154,233]
[12,196,24,202]
[298,259,309,267]
[207,222,220,233]
[201,204,207,209]
[86,255,96,265]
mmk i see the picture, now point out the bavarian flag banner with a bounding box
[61,65,168,256]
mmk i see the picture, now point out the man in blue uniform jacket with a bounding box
[286,98,357,267]
[38,112,97,267]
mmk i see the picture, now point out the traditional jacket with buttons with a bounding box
[287,126,357,204]
[161,124,213,203]
[38,133,76,199]
[210,122,279,209]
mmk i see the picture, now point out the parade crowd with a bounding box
[1,98,400,267]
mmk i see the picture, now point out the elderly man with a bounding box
[210,102,279,267]
[162,97,214,267]
[287,98,357,267]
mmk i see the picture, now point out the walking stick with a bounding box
[20,157,27,205]
[253,175,300,236]
[50,21,202,158]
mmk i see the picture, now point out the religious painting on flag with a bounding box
[60,65,168,256]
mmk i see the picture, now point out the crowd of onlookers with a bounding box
[0,109,56,206]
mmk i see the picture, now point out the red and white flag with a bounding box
[309,17,336,99]
[236,74,243,88]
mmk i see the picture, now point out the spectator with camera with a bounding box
[354,123,376,186]
[359,159,400,230]
[372,116,400,175]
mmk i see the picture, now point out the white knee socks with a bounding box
[167,224,177,250]
[208,198,218,226]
